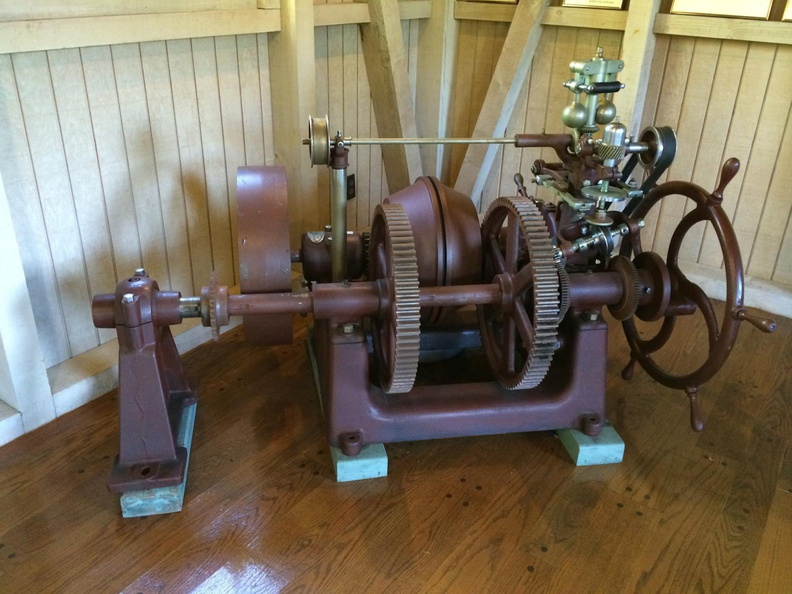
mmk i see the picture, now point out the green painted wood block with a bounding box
[557,424,625,466]
[330,443,388,482]
[120,402,197,518]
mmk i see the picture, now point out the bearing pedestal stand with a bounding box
[92,270,197,517]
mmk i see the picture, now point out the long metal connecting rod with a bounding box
[303,137,517,146]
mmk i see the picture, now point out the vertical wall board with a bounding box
[773,185,792,284]
[327,24,344,226]
[480,145,503,211]
[356,27,372,230]
[496,71,531,209]
[449,20,477,184]
[573,29,601,65]
[519,26,557,200]
[47,48,117,347]
[638,35,669,133]
[343,23,359,230]
[467,21,497,130]
[652,38,719,261]
[166,38,214,294]
[192,37,235,284]
[139,41,195,296]
[747,76,792,278]
[534,26,576,202]
[81,46,144,285]
[407,19,419,105]
[597,29,622,63]
[540,27,577,167]
[257,34,276,167]
[676,40,746,265]
[111,44,171,290]
[0,56,67,367]
[238,34,267,168]
[0,169,56,431]
[13,51,99,358]
[368,97,384,224]
[730,46,789,275]
[696,42,774,270]
[215,35,245,286]
[640,36,694,251]
[314,26,332,227]
[735,46,792,279]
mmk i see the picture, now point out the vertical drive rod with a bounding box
[330,143,349,282]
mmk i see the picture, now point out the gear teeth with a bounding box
[480,197,561,390]
[370,203,420,394]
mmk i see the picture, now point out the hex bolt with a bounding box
[584,310,600,322]
[122,293,135,304]
[134,268,146,277]
[342,323,355,335]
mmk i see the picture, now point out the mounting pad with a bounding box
[119,402,197,518]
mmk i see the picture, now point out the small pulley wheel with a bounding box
[369,202,421,394]
[607,255,641,321]
[633,251,671,322]
[237,166,293,345]
[308,115,331,166]
[479,197,560,390]
[637,126,677,170]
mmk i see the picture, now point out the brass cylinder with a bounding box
[331,167,348,282]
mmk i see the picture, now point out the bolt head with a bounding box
[122,293,135,304]
[584,310,600,322]
[342,323,355,334]
[134,268,146,277]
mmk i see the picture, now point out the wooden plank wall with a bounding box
[0,11,420,370]
[0,35,276,369]
[639,37,792,286]
[448,22,791,289]
[314,0,420,232]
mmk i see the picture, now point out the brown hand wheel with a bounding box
[619,159,775,430]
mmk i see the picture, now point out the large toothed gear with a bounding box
[479,197,561,390]
[369,202,421,394]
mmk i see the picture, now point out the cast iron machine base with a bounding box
[92,48,775,504]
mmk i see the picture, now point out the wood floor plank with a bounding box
[0,310,788,592]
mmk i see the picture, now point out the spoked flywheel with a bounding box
[478,197,561,390]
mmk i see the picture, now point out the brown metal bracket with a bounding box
[93,272,196,493]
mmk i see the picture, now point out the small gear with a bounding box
[557,267,571,323]
[369,203,421,394]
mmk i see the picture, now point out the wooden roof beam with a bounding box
[357,0,423,193]
[453,0,548,209]
[618,0,662,135]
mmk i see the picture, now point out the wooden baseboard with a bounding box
[683,261,792,320]
[49,318,242,419]
[0,400,24,447]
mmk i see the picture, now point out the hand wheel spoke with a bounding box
[676,272,719,350]
[513,262,535,295]
[488,234,506,275]
[505,215,520,272]
[513,300,535,349]
[503,317,516,374]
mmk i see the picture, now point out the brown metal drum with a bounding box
[237,166,293,345]
[385,176,481,324]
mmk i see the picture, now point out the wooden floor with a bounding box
[0,309,789,593]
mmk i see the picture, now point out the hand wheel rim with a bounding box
[620,180,744,390]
